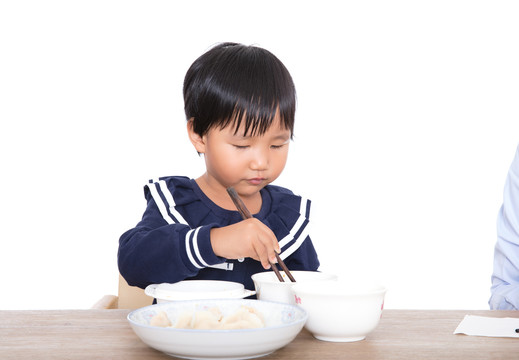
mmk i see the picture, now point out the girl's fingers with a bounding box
[251,241,271,269]
[255,222,280,256]
[255,230,280,269]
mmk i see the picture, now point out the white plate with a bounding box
[145,280,256,303]
[127,299,307,360]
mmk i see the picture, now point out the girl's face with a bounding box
[189,113,291,203]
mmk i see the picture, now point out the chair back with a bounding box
[117,274,153,309]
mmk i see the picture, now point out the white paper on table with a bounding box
[454,315,519,338]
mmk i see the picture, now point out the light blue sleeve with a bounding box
[489,144,519,310]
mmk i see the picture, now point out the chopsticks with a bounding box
[226,187,296,282]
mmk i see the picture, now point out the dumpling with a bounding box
[220,306,264,329]
[174,307,223,329]
[149,311,172,327]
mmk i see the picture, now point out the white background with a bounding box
[1,1,518,310]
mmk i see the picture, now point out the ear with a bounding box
[187,119,206,154]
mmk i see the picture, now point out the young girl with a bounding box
[118,42,320,291]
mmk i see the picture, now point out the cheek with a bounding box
[205,146,245,176]
[271,150,289,173]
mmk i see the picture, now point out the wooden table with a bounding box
[0,309,517,359]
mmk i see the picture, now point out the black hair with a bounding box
[183,42,296,138]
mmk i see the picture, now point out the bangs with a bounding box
[184,43,296,137]
[220,97,294,138]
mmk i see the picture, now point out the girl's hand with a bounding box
[210,218,280,269]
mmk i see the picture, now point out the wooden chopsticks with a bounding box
[226,187,295,282]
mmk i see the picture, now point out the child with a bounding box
[118,42,320,291]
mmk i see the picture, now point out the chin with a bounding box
[237,183,267,194]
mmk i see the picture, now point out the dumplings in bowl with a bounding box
[150,305,264,330]
[128,299,307,359]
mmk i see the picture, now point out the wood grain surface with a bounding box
[0,309,517,359]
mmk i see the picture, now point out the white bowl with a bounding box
[127,299,307,360]
[145,280,255,303]
[292,281,386,342]
[251,271,337,304]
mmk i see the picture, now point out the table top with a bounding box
[0,309,517,359]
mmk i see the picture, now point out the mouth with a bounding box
[246,177,266,186]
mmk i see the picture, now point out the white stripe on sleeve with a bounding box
[185,229,203,269]
[300,197,309,218]
[158,180,188,225]
[146,183,175,224]
[277,198,309,257]
[278,214,306,248]
[279,222,310,261]
[191,227,211,267]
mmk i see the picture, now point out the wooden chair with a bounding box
[92,274,153,309]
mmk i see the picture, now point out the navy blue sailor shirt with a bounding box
[118,176,320,291]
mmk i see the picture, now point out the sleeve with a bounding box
[117,181,226,289]
[271,191,320,271]
[490,145,519,310]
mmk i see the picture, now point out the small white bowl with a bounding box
[292,281,386,342]
[251,271,337,304]
[127,299,307,359]
[145,280,255,304]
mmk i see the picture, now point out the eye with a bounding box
[233,145,249,150]
[271,143,287,149]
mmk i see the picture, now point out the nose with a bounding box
[250,147,269,170]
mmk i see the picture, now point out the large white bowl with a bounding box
[292,281,386,342]
[251,271,337,304]
[145,280,255,303]
[127,299,307,360]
